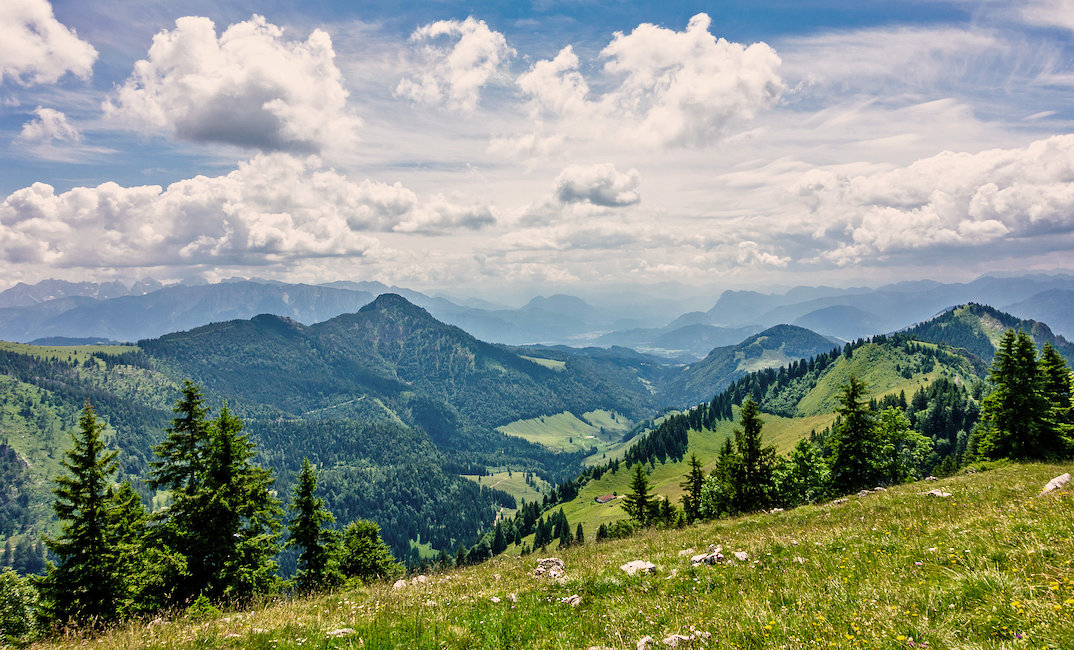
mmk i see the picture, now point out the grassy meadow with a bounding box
[31,462,1074,649]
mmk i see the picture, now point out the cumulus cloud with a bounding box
[0,0,97,85]
[17,107,81,143]
[103,15,360,154]
[508,13,782,150]
[794,134,1074,264]
[554,163,640,207]
[395,17,514,111]
[0,154,494,271]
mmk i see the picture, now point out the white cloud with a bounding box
[508,13,783,150]
[554,163,640,207]
[794,134,1074,264]
[0,0,97,85]
[1020,0,1074,32]
[103,15,360,154]
[0,154,495,271]
[395,17,514,111]
[16,107,81,143]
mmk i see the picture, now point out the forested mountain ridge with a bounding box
[658,324,838,407]
[903,303,1074,363]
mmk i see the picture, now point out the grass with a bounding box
[497,411,632,454]
[463,471,549,509]
[0,341,137,364]
[34,462,1074,649]
[520,356,567,372]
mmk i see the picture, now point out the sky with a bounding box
[1,0,1073,302]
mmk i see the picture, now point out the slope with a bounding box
[904,303,1074,363]
[39,462,1074,649]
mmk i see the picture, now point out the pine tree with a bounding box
[622,463,653,526]
[978,330,1059,459]
[575,522,584,545]
[729,398,777,513]
[286,459,342,593]
[680,454,705,524]
[1040,343,1074,450]
[40,403,126,625]
[828,376,881,494]
[491,521,508,555]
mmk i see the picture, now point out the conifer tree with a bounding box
[828,376,880,494]
[622,463,654,526]
[575,522,584,545]
[286,459,341,593]
[339,520,400,583]
[40,403,126,625]
[491,521,508,555]
[680,453,705,523]
[729,398,777,513]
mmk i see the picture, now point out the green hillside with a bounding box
[31,462,1074,649]
[906,303,1074,363]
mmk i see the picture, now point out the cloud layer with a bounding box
[104,15,360,154]
[0,154,494,270]
[0,0,97,85]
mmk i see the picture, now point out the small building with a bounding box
[595,494,616,504]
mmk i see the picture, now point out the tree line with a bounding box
[1,381,402,642]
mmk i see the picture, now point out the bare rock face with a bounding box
[924,489,952,498]
[620,560,657,576]
[1041,473,1071,495]
[533,557,566,579]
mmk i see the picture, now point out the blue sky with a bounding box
[2,0,1073,300]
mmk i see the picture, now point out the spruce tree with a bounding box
[340,520,399,583]
[622,463,653,526]
[40,403,126,626]
[491,521,508,555]
[286,459,341,593]
[978,330,1058,459]
[828,376,881,495]
[680,453,705,523]
[729,398,777,513]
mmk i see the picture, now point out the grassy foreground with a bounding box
[32,463,1074,649]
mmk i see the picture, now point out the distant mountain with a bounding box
[793,305,882,341]
[659,324,838,406]
[0,278,163,308]
[0,281,375,343]
[1004,289,1074,340]
[903,303,1074,363]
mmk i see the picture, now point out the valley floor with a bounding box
[31,463,1074,649]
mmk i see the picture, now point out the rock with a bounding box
[733,551,749,562]
[326,628,356,638]
[1041,473,1071,495]
[691,545,724,565]
[857,489,871,497]
[925,476,938,481]
[832,497,848,505]
[662,633,693,647]
[769,507,784,513]
[924,489,952,498]
[677,548,697,556]
[794,556,806,564]
[873,486,887,491]
[392,579,407,590]
[560,594,582,607]
[148,617,165,628]
[508,593,518,603]
[637,635,654,650]
[409,574,429,585]
[490,596,501,603]
[533,557,566,579]
[621,560,657,575]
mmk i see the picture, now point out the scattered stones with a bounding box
[832,497,848,505]
[392,579,407,590]
[677,548,697,557]
[733,551,749,562]
[490,596,501,603]
[560,594,582,607]
[769,507,784,513]
[662,633,694,646]
[533,557,566,579]
[637,635,654,650]
[925,476,938,481]
[873,486,888,491]
[1041,473,1071,495]
[409,575,429,585]
[857,489,871,497]
[326,628,356,638]
[621,560,657,575]
[691,545,724,565]
[924,489,952,498]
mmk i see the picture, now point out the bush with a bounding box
[0,568,39,644]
